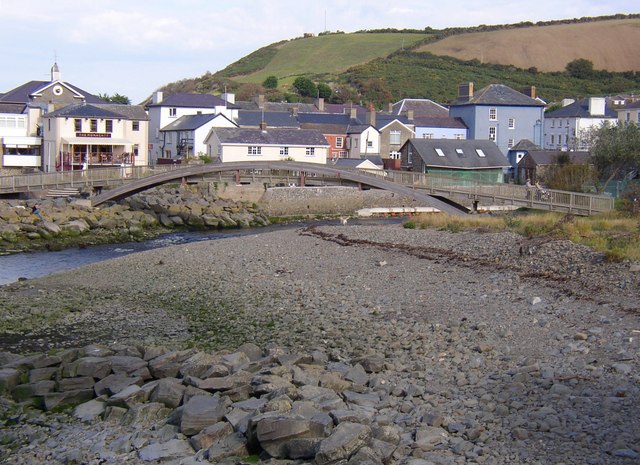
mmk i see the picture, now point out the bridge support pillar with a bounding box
[472,200,479,213]
[299,172,305,187]
[235,170,240,185]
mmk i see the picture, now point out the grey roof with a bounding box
[211,127,329,146]
[364,155,384,167]
[408,139,509,169]
[521,151,591,166]
[0,102,27,114]
[621,100,640,109]
[149,92,238,109]
[346,124,377,135]
[237,110,300,128]
[392,99,449,118]
[333,158,371,169]
[299,122,349,134]
[510,139,541,151]
[298,113,355,125]
[375,113,413,130]
[0,80,105,104]
[412,116,467,129]
[545,98,618,118]
[452,84,545,107]
[44,103,149,120]
[160,113,220,131]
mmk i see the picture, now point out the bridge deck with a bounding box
[0,162,614,216]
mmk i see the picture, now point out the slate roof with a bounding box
[409,139,509,169]
[545,98,618,118]
[299,123,349,134]
[333,158,382,169]
[160,113,220,131]
[211,128,329,146]
[522,151,591,166]
[621,100,640,110]
[346,124,377,135]
[375,114,414,130]
[412,116,467,129]
[0,102,27,114]
[298,113,355,125]
[44,103,149,120]
[392,99,449,118]
[452,84,545,107]
[0,80,104,104]
[510,139,541,151]
[237,110,300,128]
[364,155,384,167]
[149,92,238,109]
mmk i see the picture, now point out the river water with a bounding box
[0,218,402,286]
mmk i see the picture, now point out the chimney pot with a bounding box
[458,82,474,102]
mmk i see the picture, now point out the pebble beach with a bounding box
[0,223,638,464]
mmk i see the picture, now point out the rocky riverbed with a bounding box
[0,224,639,464]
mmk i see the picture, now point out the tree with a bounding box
[317,83,332,99]
[588,121,640,191]
[262,75,278,89]
[565,58,594,79]
[292,77,317,97]
[98,93,131,104]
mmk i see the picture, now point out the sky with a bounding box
[1,0,637,104]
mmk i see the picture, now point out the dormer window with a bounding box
[476,149,486,157]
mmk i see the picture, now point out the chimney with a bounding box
[522,85,537,99]
[315,97,324,112]
[588,97,605,116]
[259,121,268,131]
[458,82,474,102]
[407,110,414,121]
[152,91,164,104]
[367,111,376,127]
[350,107,357,120]
[290,106,299,117]
[388,102,394,113]
[51,62,61,81]
[222,92,235,104]
[255,94,265,110]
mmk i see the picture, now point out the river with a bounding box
[0,218,402,286]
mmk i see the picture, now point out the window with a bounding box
[305,147,315,156]
[132,121,140,131]
[279,147,289,156]
[489,108,497,121]
[565,119,569,127]
[551,119,555,128]
[105,120,113,133]
[390,130,401,145]
[90,119,98,132]
[508,118,515,129]
[489,126,496,141]
[455,148,464,156]
[74,119,82,132]
[508,138,514,148]
[169,108,177,117]
[423,133,434,139]
[551,135,555,145]
[408,148,413,164]
[335,137,344,148]
[626,112,631,122]
[475,149,486,157]
[455,134,464,140]
[366,140,373,148]
[389,151,401,160]
[338,151,348,158]
[435,148,445,157]
[247,146,261,155]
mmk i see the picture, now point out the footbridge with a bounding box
[0,161,614,215]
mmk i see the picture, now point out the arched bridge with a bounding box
[90,162,469,215]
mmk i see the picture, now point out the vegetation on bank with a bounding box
[403,210,640,262]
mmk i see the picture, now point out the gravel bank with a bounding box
[0,223,639,464]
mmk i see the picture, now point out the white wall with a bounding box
[219,144,327,164]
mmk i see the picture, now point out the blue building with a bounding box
[449,83,545,157]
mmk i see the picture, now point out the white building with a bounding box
[147,91,238,164]
[205,127,328,164]
[159,113,236,160]
[42,103,149,172]
[0,63,105,173]
[544,97,618,151]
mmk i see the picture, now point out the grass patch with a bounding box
[405,211,640,261]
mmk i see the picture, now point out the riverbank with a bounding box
[1,224,639,464]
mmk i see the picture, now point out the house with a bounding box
[400,138,510,183]
[544,97,618,151]
[449,83,545,156]
[42,103,149,171]
[413,116,468,140]
[0,62,105,173]
[298,112,357,160]
[616,100,640,125]
[204,127,329,164]
[517,150,592,184]
[147,91,238,164]
[159,113,236,160]
[369,113,415,166]
[390,98,449,118]
[345,124,380,160]
[506,139,541,182]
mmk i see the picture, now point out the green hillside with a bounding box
[158,15,640,106]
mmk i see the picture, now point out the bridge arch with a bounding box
[90,161,467,215]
